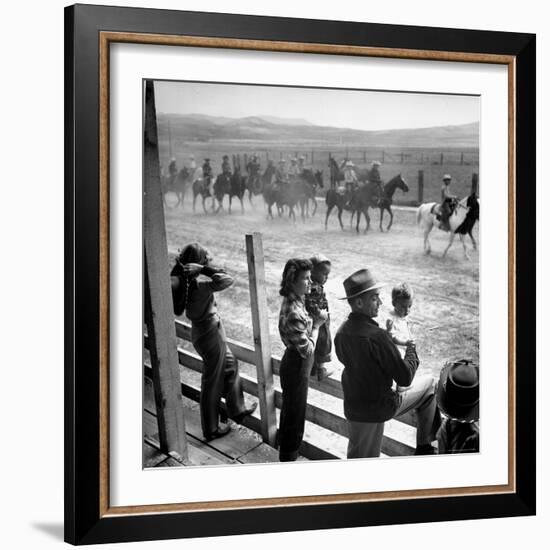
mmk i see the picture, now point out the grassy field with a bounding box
[164,194,479,382]
[160,140,479,205]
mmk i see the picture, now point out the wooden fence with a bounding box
[144,232,417,461]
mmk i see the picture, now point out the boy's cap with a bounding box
[310,253,331,266]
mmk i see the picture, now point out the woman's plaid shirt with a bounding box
[278,294,314,359]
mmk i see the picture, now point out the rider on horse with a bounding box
[297,155,306,174]
[275,159,288,185]
[202,158,213,195]
[288,157,300,184]
[438,174,457,231]
[343,160,358,193]
[168,157,178,180]
[368,160,384,202]
[221,155,232,176]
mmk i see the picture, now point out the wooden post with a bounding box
[418,170,424,204]
[460,152,464,165]
[440,152,444,165]
[471,172,479,196]
[400,151,404,164]
[143,80,188,460]
[382,150,385,164]
[363,150,367,163]
[311,150,314,163]
[245,233,277,446]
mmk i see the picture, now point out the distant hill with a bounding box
[157,113,479,148]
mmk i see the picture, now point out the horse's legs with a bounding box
[337,207,344,230]
[469,229,478,250]
[365,210,371,233]
[355,210,361,234]
[423,224,432,255]
[324,205,333,230]
[459,234,470,260]
[192,193,197,213]
[442,232,456,258]
[379,208,384,232]
[386,206,394,231]
[202,195,208,214]
[240,195,245,214]
[312,197,317,217]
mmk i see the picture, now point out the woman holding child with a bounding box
[277,258,328,461]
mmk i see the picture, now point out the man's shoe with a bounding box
[231,402,258,424]
[317,365,335,381]
[204,423,231,441]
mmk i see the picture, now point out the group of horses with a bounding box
[162,161,324,221]
[325,156,479,257]
[161,155,479,258]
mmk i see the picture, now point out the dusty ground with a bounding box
[163,191,479,381]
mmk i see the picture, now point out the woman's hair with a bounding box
[177,242,210,266]
[392,282,413,302]
[279,258,313,297]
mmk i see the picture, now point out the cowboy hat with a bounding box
[371,160,381,167]
[338,268,386,300]
[345,160,355,167]
[436,360,479,422]
[443,174,452,180]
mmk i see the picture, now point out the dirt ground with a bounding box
[163,191,479,381]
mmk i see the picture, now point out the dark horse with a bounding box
[162,166,191,208]
[260,163,279,219]
[213,172,232,213]
[352,173,409,233]
[298,169,323,220]
[324,187,353,230]
[228,167,248,214]
[328,156,345,188]
[192,173,214,214]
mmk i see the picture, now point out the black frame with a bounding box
[65,3,536,545]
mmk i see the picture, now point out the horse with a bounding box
[228,167,247,214]
[416,193,479,259]
[213,172,232,213]
[351,173,409,233]
[328,156,345,188]
[245,161,263,203]
[324,187,353,230]
[162,167,191,207]
[297,169,323,220]
[192,171,214,214]
[276,182,303,222]
[260,163,281,219]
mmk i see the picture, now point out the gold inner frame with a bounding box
[98,31,516,517]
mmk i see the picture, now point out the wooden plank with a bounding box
[143,79,187,460]
[143,440,169,468]
[245,233,278,446]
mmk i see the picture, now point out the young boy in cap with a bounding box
[436,360,479,454]
[386,282,415,392]
[305,254,334,381]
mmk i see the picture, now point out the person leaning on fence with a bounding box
[305,254,334,381]
[436,360,479,454]
[334,268,441,458]
[170,242,257,441]
[277,258,328,461]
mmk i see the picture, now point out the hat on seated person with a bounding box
[345,160,355,167]
[443,174,452,181]
[338,268,386,300]
[436,360,479,423]
[371,160,381,166]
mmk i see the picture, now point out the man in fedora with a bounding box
[436,360,479,454]
[335,268,440,458]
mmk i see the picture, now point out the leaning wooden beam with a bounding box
[143,79,187,460]
[245,233,278,446]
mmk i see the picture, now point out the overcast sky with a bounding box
[154,80,479,132]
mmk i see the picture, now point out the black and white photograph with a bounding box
[143,78,480,468]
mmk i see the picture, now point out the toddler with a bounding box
[305,254,334,381]
[386,282,415,392]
